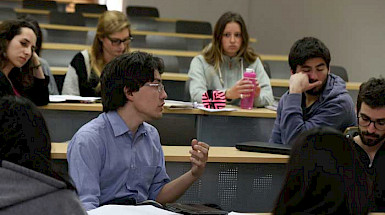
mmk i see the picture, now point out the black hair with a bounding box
[357,77,385,116]
[288,37,331,72]
[0,96,75,189]
[273,127,373,214]
[101,51,164,112]
[17,14,43,55]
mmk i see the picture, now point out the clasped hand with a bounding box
[289,73,322,94]
[226,78,261,100]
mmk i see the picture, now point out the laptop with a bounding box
[235,141,291,155]
[164,203,228,215]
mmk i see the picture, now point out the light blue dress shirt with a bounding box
[67,111,170,211]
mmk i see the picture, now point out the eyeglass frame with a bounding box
[143,82,165,93]
[357,114,385,131]
[106,35,133,46]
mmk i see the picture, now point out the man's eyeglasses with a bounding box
[358,115,385,131]
[144,82,165,93]
[107,36,133,46]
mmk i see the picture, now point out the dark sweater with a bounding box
[0,69,49,106]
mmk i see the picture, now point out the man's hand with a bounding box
[289,72,322,94]
[226,78,254,99]
[189,139,209,178]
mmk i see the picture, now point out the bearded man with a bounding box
[353,77,385,212]
[270,37,356,144]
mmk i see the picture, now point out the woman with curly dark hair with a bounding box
[0,20,49,105]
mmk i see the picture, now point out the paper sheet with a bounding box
[49,95,101,103]
[87,205,181,215]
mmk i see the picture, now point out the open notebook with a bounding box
[236,141,291,155]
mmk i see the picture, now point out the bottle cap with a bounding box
[245,68,255,73]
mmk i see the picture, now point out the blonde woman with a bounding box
[188,11,273,107]
[62,11,131,96]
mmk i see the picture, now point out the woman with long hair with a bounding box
[188,11,273,107]
[15,15,59,95]
[62,10,131,96]
[0,96,86,214]
[0,20,49,105]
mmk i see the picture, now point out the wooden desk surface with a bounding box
[51,142,289,163]
[40,103,277,118]
[270,78,361,90]
[42,42,286,60]
[49,68,361,91]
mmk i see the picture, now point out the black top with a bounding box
[0,69,49,106]
[353,141,385,212]
[70,52,100,97]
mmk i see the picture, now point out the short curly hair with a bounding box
[356,77,385,116]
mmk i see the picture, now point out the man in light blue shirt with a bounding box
[67,51,210,211]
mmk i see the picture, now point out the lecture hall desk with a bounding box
[52,143,385,213]
[40,103,276,146]
[51,142,288,212]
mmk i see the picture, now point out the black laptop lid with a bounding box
[236,141,291,155]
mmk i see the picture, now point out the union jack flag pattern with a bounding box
[202,90,226,109]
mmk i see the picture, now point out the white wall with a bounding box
[123,0,385,82]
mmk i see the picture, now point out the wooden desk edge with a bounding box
[50,69,362,91]
[51,143,289,163]
[271,79,361,90]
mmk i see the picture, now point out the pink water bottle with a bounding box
[240,68,256,109]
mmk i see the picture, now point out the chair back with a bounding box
[145,35,187,51]
[126,6,159,18]
[41,49,79,67]
[184,79,191,102]
[49,11,85,26]
[157,55,179,73]
[47,11,87,44]
[330,65,349,82]
[262,61,272,78]
[175,20,212,35]
[23,0,57,11]
[75,3,107,13]
[264,60,290,98]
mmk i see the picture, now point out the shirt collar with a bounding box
[106,111,147,137]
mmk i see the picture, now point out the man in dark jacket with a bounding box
[270,37,356,144]
[352,77,385,211]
